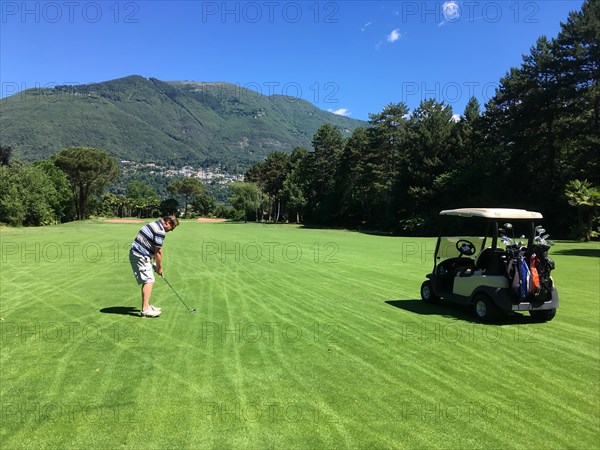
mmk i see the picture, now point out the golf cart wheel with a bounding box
[421,280,440,304]
[473,293,500,322]
[530,308,556,322]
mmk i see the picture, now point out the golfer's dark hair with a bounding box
[163,215,179,228]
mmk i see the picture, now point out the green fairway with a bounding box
[1,221,599,448]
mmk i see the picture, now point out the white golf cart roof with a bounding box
[439,208,543,219]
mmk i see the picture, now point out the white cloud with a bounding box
[442,1,461,22]
[361,22,372,32]
[375,28,402,50]
[328,108,351,117]
[387,29,401,43]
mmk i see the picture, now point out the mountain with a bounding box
[0,75,366,170]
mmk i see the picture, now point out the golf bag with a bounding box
[529,254,541,295]
[506,250,527,302]
[518,255,530,301]
[505,244,555,303]
[530,244,555,301]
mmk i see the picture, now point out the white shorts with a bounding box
[129,250,155,285]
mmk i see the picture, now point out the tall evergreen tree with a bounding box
[305,124,345,224]
[444,97,498,208]
[364,103,410,228]
[281,147,310,223]
[553,0,600,185]
[400,99,456,233]
[261,151,290,222]
[336,127,370,226]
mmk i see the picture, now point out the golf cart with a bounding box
[420,208,559,322]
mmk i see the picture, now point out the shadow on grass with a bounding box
[99,306,140,317]
[553,248,600,258]
[385,300,542,325]
[300,224,398,237]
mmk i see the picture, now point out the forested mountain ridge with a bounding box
[0,75,365,171]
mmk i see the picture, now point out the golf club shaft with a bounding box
[161,275,194,312]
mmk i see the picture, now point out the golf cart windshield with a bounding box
[438,236,485,259]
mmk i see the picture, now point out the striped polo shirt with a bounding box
[131,220,166,258]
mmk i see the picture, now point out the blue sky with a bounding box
[1,1,582,121]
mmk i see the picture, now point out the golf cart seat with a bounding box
[475,248,506,275]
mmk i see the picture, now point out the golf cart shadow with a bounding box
[99,306,140,317]
[385,300,542,325]
[553,248,600,258]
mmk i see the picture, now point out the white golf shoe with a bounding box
[141,308,160,318]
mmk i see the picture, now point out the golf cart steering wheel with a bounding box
[456,240,476,257]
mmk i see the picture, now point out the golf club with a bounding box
[154,265,196,313]
[161,275,196,313]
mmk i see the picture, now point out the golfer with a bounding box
[129,215,179,317]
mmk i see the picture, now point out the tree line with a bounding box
[238,1,600,240]
[0,146,231,226]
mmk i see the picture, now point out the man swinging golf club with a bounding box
[129,215,179,317]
